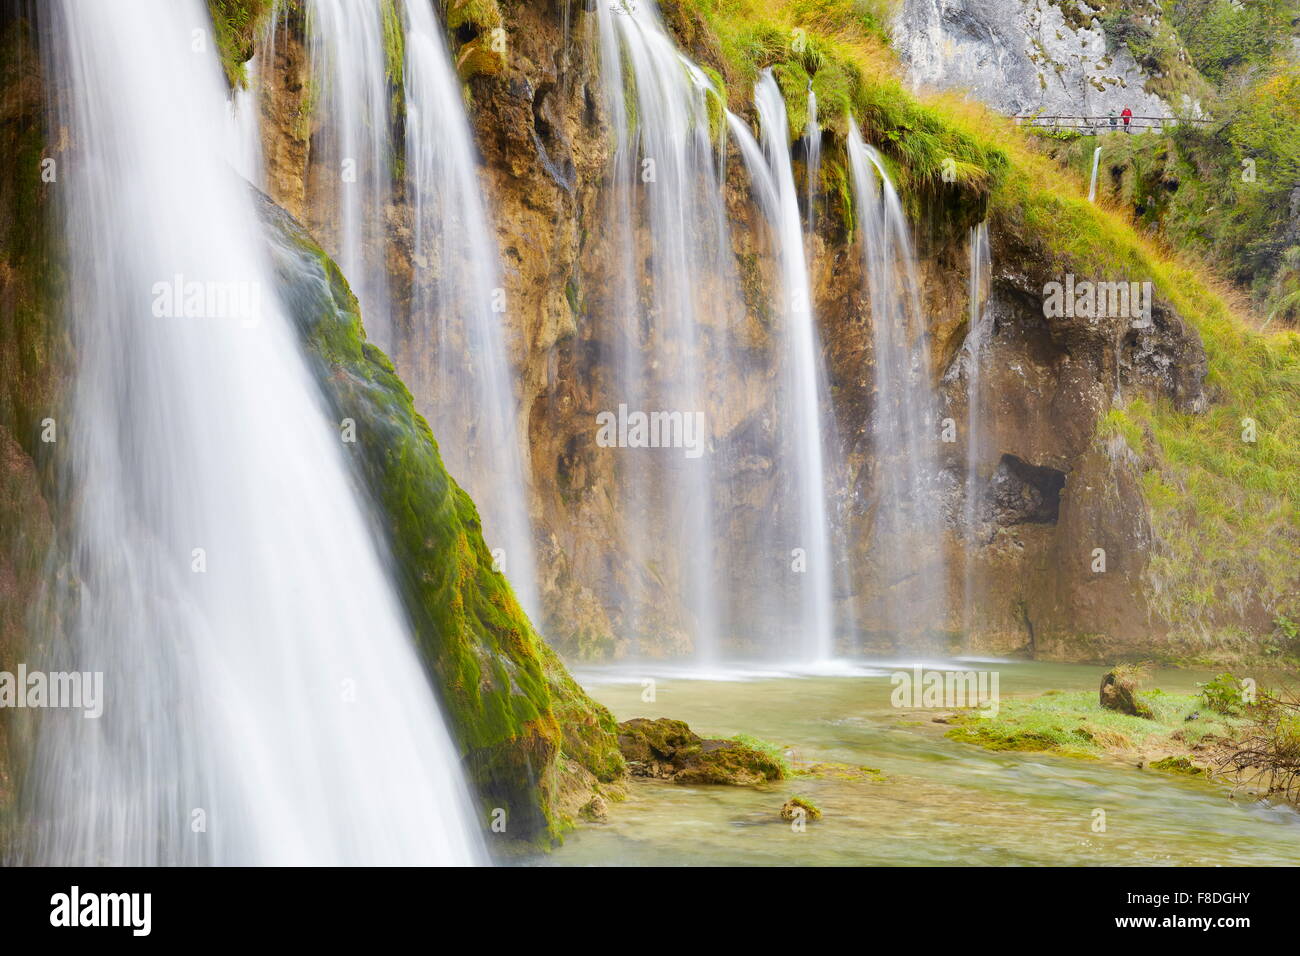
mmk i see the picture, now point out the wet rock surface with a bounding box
[617,718,786,785]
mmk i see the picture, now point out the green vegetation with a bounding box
[732,733,794,776]
[662,0,1005,223]
[1052,2,1300,326]
[1199,672,1249,716]
[781,795,822,820]
[1164,0,1294,84]
[206,0,272,89]
[379,0,406,180]
[1150,754,1203,774]
[946,688,1248,762]
[261,197,623,848]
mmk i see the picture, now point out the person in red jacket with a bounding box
[1121,106,1133,132]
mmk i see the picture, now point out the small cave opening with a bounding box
[988,454,1066,525]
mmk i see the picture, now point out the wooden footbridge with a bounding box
[1013,114,1214,134]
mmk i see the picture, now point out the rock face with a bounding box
[892,0,1175,118]
[0,11,68,839]
[616,718,786,785]
[245,0,1220,663]
[922,221,1209,660]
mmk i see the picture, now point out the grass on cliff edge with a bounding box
[945,688,1249,765]
[670,0,1300,654]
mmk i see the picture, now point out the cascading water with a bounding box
[846,119,946,641]
[722,72,836,663]
[402,0,540,619]
[222,54,263,186]
[804,86,821,234]
[291,0,540,621]
[1087,145,1102,203]
[301,0,393,347]
[593,0,734,662]
[26,0,482,865]
[961,222,991,637]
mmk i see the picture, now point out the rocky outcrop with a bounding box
[892,0,1182,117]
[617,717,786,785]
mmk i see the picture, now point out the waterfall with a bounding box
[301,0,393,347]
[294,0,541,621]
[222,54,262,186]
[804,86,821,234]
[1087,145,1102,203]
[961,222,991,639]
[721,72,835,663]
[27,0,483,865]
[402,0,540,620]
[593,0,733,662]
[846,119,946,641]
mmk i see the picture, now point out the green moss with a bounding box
[781,795,822,820]
[446,0,504,32]
[700,64,727,144]
[259,196,622,848]
[731,733,793,776]
[770,60,810,143]
[944,687,1248,761]
[563,275,581,317]
[671,0,1004,216]
[1150,755,1204,775]
[206,0,272,90]
[380,0,406,141]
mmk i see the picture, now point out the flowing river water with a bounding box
[544,661,1300,865]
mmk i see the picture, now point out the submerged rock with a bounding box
[578,796,608,822]
[780,797,822,822]
[616,718,786,786]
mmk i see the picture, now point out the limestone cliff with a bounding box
[892,0,1196,118]
[244,0,1295,665]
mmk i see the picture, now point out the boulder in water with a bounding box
[781,796,822,822]
[616,718,786,785]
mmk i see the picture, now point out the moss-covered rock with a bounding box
[780,795,821,821]
[616,717,786,784]
[1149,755,1204,776]
[257,192,623,849]
[1100,665,1154,719]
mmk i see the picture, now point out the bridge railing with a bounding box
[1013,114,1214,135]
